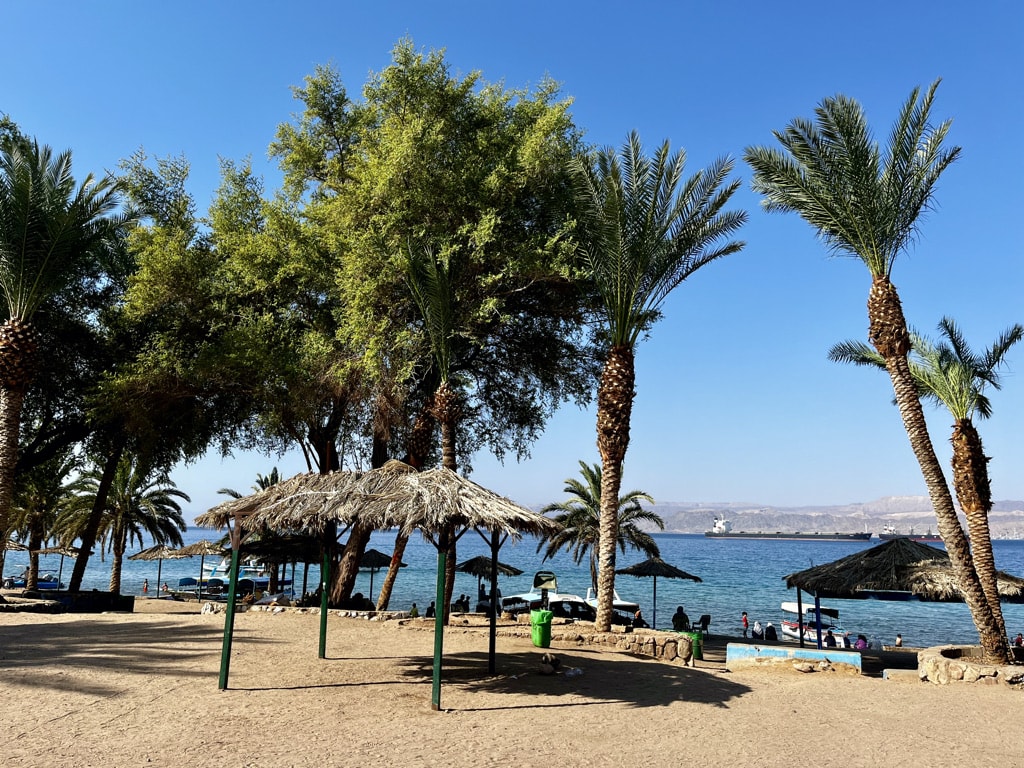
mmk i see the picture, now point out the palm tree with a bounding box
[57,457,187,594]
[9,450,79,590]
[538,461,663,592]
[830,318,1023,640]
[570,132,746,630]
[0,140,124,577]
[745,80,1009,662]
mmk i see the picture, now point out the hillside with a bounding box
[644,496,1024,539]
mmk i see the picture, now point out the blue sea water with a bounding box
[8,529,1024,649]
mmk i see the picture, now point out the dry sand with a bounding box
[0,601,1021,768]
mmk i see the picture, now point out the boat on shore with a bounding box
[500,571,638,625]
[2,573,62,590]
[878,524,942,543]
[780,601,853,646]
[705,517,872,542]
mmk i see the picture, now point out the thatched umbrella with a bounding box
[783,537,1024,602]
[616,557,702,629]
[359,548,405,601]
[195,467,393,688]
[174,540,227,595]
[456,554,523,604]
[356,463,560,709]
[129,544,189,595]
[197,460,560,708]
[783,538,1024,648]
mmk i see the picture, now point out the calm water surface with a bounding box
[9,529,1024,649]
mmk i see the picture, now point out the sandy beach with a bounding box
[0,601,1021,768]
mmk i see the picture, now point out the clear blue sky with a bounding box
[3,1,1022,517]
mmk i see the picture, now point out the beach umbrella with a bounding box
[354,462,560,709]
[615,557,702,629]
[456,554,522,603]
[783,538,1024,602]
[174,540,227,595]
[129,544,188,595]
[32,545,89,591]
[359,548,405,601]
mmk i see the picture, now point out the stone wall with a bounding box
[918,645,1024,687]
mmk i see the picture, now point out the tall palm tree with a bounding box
[0,140,124,577]
[830,318,1023,640]
[538,460,662,592]
[570,132,746,630]
[57,457,187,594]
[745,80,1009,662]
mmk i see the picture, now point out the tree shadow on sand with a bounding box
[393,645,752,711]
[0,618,279,696]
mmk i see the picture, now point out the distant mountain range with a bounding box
[641,496,1024,539]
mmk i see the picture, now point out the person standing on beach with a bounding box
[741,611,749,637]
[142,579,149,594]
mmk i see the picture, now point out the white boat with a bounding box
[779,601,852,647]
[500,572,639,625]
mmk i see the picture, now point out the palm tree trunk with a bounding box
[439,414,458,625]
[108,539,125,594]
[68,439,125,592]
[331,520,373,605]
[951,420,1007,639]
[594,345,635,631]
[375,530,410,611]
[0,386,26,580]
[871,279,1008,662]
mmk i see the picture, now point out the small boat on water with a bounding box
[705,517,872,542]
[878,524,942,543]
[780,601,853,646]
[2,573,63,590]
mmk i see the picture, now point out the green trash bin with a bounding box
[683,630,703,660]
[530,609,553,648]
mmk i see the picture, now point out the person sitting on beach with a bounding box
[895,633,903,647]
[409,602,419,618]
[824,629,837,648]
[751,620,763,640]
[1014,633,1023,647]
[633,610,649,629]
[672,605,689,631]
[764,622,778,641]
[854,634,869,650]
[424,601,435,618]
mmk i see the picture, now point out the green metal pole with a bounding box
[318,547,331,659]
[431,534,448,710]
[217,541,242,689]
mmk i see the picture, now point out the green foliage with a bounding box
[744,80,960,278]
[537,460,663,590]
[571,131,747,349]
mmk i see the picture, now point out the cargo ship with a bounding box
[704,516,872,541]
[877,524,942,543]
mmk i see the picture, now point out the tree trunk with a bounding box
[0,386,26,580]
[69,440,125,592]
[377,407,434,612]
[594,345,635,631]
[439,413,458,625]
[26,528,42,591]
[869,278,1008,662]
[331,520,373,605]
[108,537,125,594]
[950,419,1006,639]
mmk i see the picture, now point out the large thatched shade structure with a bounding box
[194,460,560,709]
[784,538,1024,602]
[615,557,702,629]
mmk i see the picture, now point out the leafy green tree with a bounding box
[538,460,662,592]
[0,140,125,577]
[57,456,188,594]
[570,132,746,630]
[830,318,1023,640]
[745,80,1009,663]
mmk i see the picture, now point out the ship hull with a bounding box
[704,531,872,541]
[878,533,942,543]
